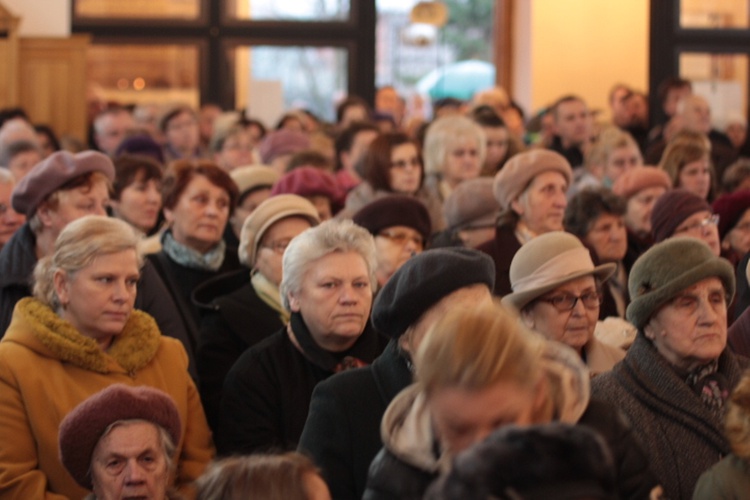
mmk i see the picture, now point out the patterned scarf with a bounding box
[685,359,730,419]
[161,230,225,271]
[287,313,369,373]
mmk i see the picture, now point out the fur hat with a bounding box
[650,188,711,243]
[58,384,182,490]
[230,165,279,199]
[12,150,115,217]
[503,231,616,312]
[371,247,495,338]
[443,177,500,230]
[627,237,735,330]
[424,423,616,500]
[258,130,310,164]
[353,195,432,244]
[239,194,320,266]
[611,165,671,200]
[712,189,750,239]
[493,150,573,209]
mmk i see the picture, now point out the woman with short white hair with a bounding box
[219,218,387,455]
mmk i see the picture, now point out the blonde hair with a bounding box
[658,130,712,187]
[423,115,487,176]
[33,215,142,310]
[585,127,640,172]
[195,452,321,500]
[725,371,750,460]
[416,300,543,395]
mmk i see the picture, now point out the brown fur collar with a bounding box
[17,297,161,374]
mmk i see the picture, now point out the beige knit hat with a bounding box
[502,231,616,311]
[493,150,573,209]
[239,194,320,266]
[230,165,279,198]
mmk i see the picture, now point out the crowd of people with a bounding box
[0,76,750,499]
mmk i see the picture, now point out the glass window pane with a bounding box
[680,0,749,29]
[235,46,347,124]
[87,44,200,109]
[75,0,200,20]
[376,0,495,100]
[228,0,350,21]
[679,52,748,132]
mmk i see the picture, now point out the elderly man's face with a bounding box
[91,421,170,500]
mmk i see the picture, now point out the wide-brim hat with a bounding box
[502,231,616,311]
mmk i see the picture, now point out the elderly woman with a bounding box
[693,371,750,498]
[159,105,204,163]
[431,177,501,249]
[422,115,486,203]
[504,231,625,374]
[570,127,642,197]
[612,166,672,272]
[0,168,24,252]
[0,216,213,499]
[196,194,320,431]
[272,166,343,221]
[477,149,573,296]
[218,219,387,454]
[0,151,188,364]
[196,452,331,500]
[352,195,432,287]
[343,132,444,231]
[651,188,721,256]
[211,122,259,172]
[299,248,495,499]
[659,130,714,201]
[364,301,657,499]
[59,384,183,500]
[224,165,279,248]
[111,154,163,236]
[148,160,241,356]
[564,188,629,319]
[592,237,749,499]
[712,189,750,266]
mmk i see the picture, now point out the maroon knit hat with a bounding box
[712,189,750,239]
[651,188,711,242]
[258,129,310,164]
[12,150,115,217]
[58,384,182,490]
[612,165,671,200]
[271,166,343,204]
[353,195,432,243]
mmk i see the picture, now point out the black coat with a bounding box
[363,399,658,500]
[298,340,412,500]
[147,245,240,357]
[218,313,387,455]
[0,223,197,378]
[195,270,285,431]
[476,223,522,297]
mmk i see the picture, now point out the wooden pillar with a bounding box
[0,2,21,109]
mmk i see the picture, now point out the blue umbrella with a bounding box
[416,59,496,101]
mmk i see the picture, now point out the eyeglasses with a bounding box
[261,239,292,255]
[538,291,602,312]
[390,158,421,170]
[674,214,719,234]
[733,222,750,233]
[377,229,424,247]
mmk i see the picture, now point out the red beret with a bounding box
[272,167,344,206]
[612,166,672,199]
[58,384,182,490]
[712,189,750,239]
[651,188,711,242]
[12,150,115,217]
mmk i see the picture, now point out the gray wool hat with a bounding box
[372,247,495,338]
[627,237,735,330]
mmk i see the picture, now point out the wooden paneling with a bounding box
[18,35,90,142]
[0,4,20,109]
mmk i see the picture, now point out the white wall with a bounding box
[3,0,70,37]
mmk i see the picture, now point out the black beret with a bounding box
[353,195,432,243]
[372,247,495,338]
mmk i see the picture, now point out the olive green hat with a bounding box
[626,237,735,330]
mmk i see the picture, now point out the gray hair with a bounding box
[0,139,42,168]
[280,218,377,311]
[90,419,176,486]
[33,215,143,310]
[423,115,487,176]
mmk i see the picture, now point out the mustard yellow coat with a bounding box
[0,298,214,500]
